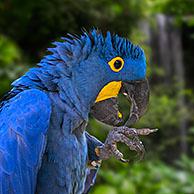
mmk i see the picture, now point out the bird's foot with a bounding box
[95,126,158,163]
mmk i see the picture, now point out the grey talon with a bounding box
[97,126,147,162]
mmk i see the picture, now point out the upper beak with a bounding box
[121,79,150,127]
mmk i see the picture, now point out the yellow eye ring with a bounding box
[108,57,124,72]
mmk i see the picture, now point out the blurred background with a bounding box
[0,0,194,193]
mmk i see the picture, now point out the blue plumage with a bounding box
[0,29,146,194]
[0,89,51,194]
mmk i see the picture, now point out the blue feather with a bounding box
[0,89,51,194]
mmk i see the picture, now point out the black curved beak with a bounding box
[121,79,149,127]
[90,79,149,127]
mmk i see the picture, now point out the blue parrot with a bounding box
[0,29,149,194]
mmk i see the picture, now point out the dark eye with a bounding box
[114,60,123,69]
[108,57,124,72]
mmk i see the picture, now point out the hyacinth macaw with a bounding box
[0,29,150,194]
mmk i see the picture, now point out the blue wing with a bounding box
[0,89,51,194]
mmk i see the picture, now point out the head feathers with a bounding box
[45,29,144,64]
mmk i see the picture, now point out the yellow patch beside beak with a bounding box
[95,81,122,102]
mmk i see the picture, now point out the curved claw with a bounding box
[120,158,130,163]
[136,128,159,136]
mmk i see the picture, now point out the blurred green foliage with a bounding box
[91,156,194,194]
[0,35,28,95]
[0,0,147,61]
[0,0,194,193]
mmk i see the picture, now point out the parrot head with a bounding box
[62,29,149,125]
